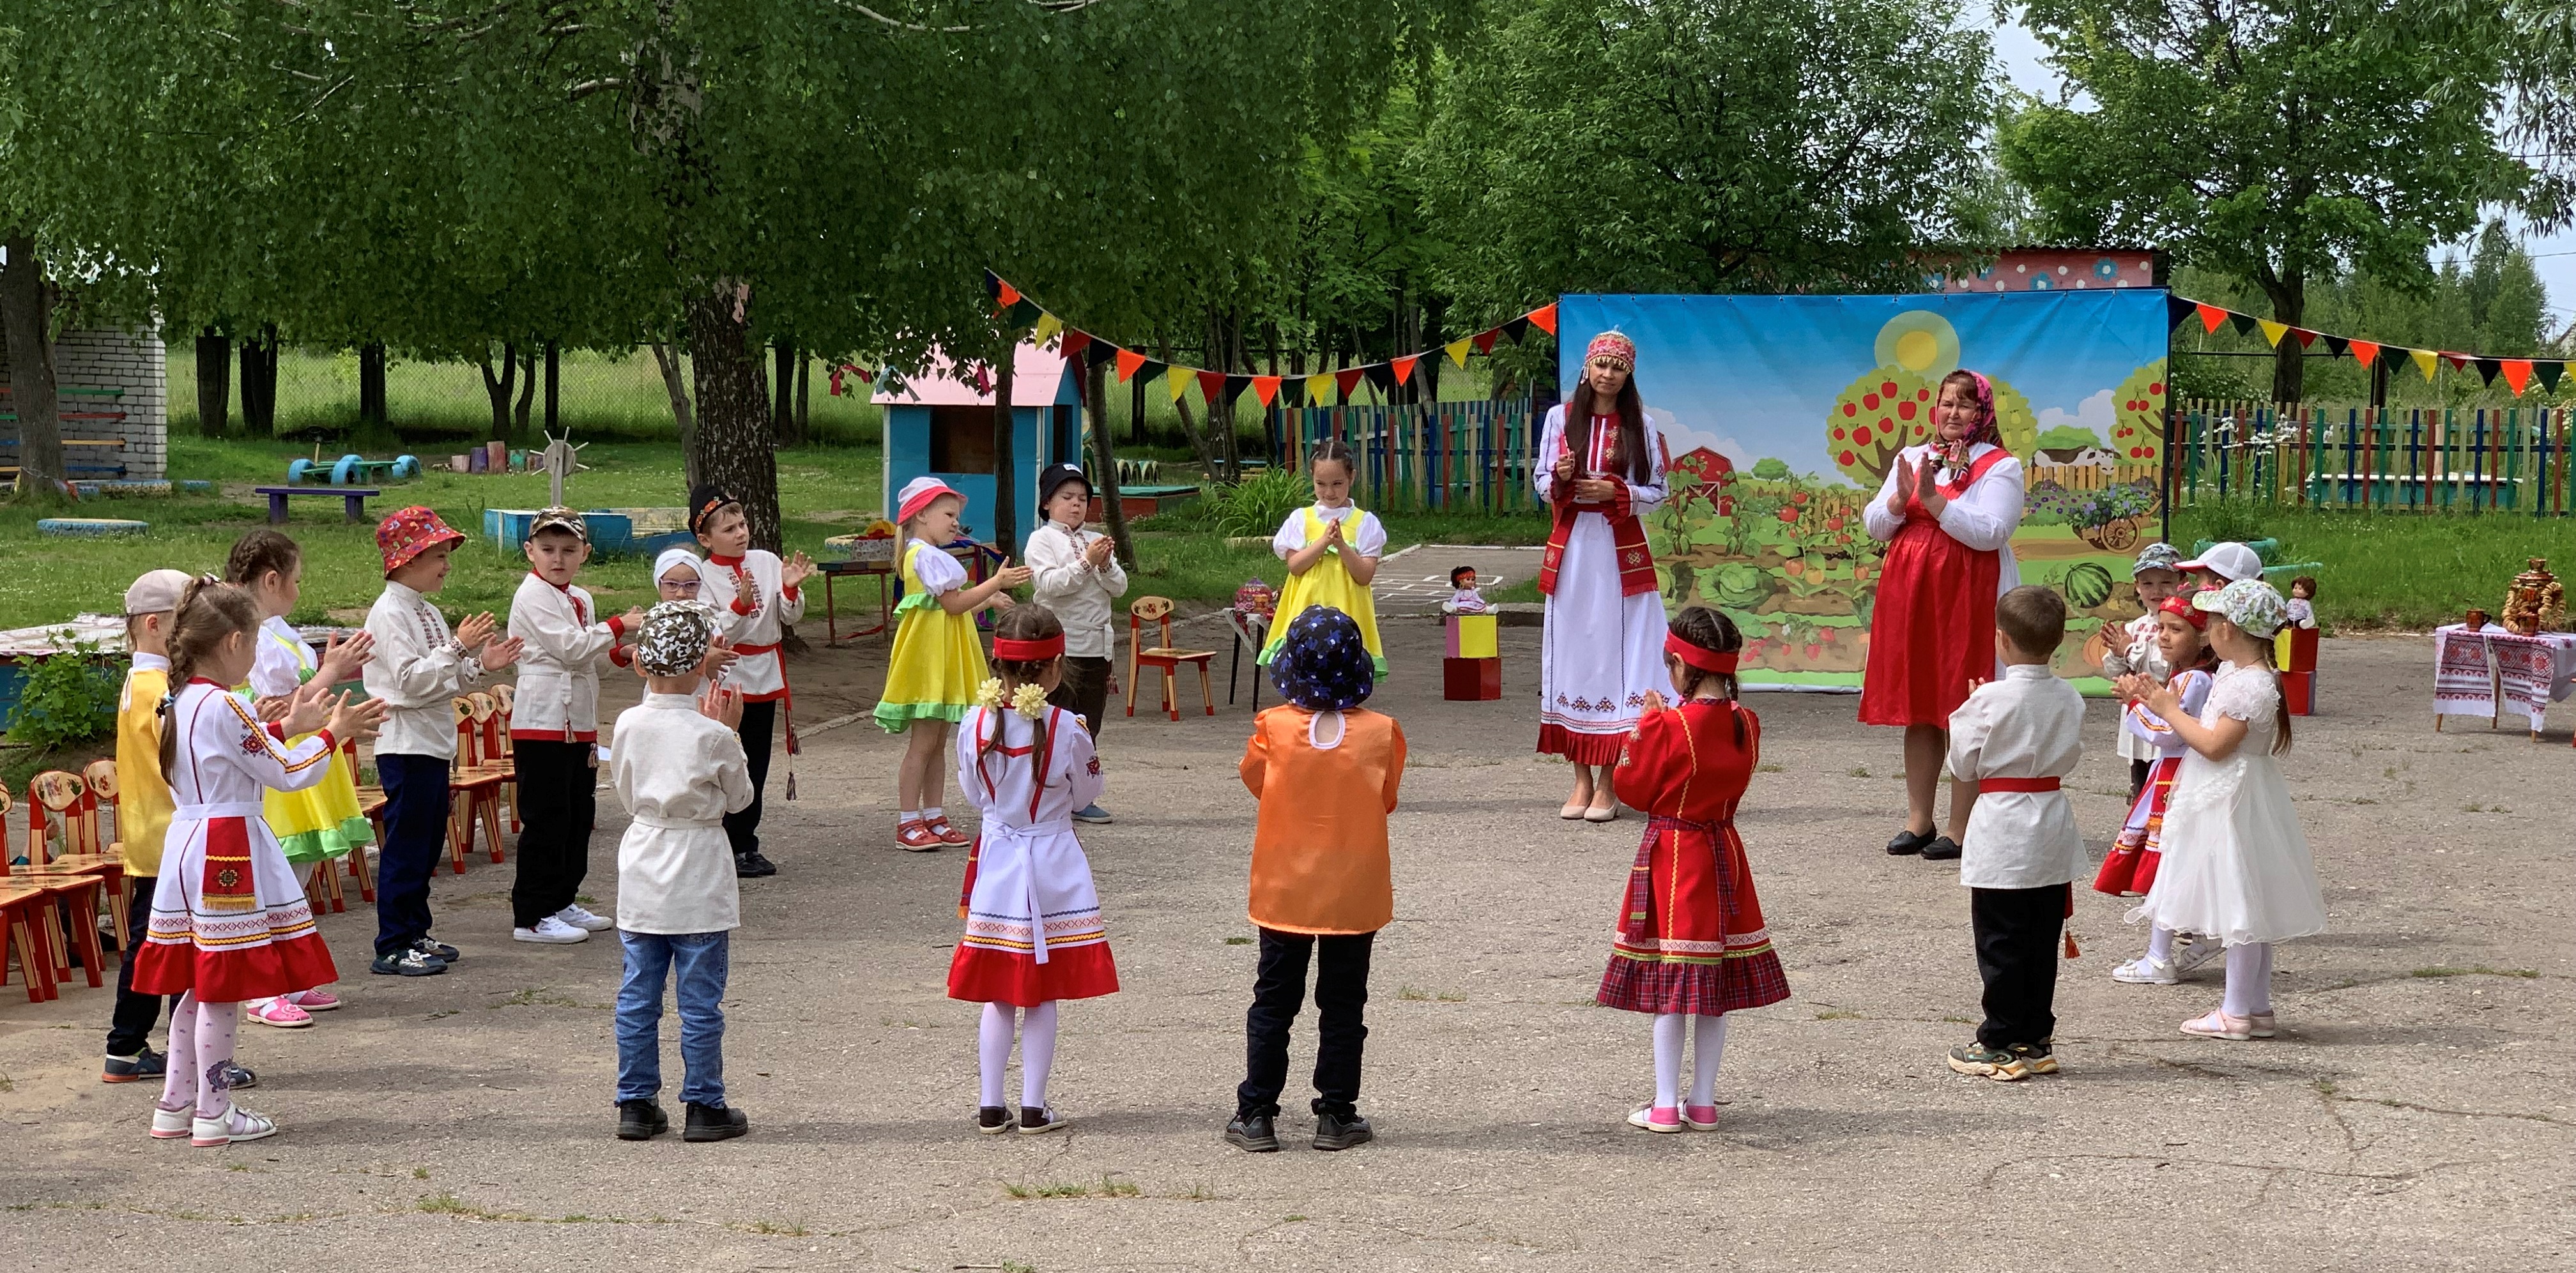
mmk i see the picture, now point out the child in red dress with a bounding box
[1598,606,1790,1132]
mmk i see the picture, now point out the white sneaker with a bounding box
[2171,938,2224,977]
[2112,955,2181,986]
[512,917,590,945]
[553,904,615,933]
[191,1104,278,1147]
[150,1104,194,1140]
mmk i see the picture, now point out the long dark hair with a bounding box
[978,605,1067,792]
[1667,604,1750,749]
[1561,372,1654,484]
[160,578,262,777]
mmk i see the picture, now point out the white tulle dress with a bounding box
[2128,662,2327,946]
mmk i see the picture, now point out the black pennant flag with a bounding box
[2227,312,2258,337]
[2536,361,2566,394]
[2321,334,2349,358]
[1222,374,1252,405]
[2165,295,2196,331]
[2474,358,2503,386]
[1501,316,1533,344]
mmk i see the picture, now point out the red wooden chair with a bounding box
[1126,595,1216,722]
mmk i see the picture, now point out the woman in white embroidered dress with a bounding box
[1535,332,1669,823]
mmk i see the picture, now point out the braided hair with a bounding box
[158,577,262,777]
[977,604,1067,795]
[1666,604,1749,748]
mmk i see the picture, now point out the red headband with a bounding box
[2159,594,2211,629]
[992,634,1064,661]
[1664,632,1739,673]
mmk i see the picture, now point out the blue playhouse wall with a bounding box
[881,377,1083,543]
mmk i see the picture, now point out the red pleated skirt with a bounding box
[1859,516,2000,728]
[947,943,1120,1009]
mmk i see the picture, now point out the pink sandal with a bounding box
[1625,1106,1683,1134]
[2179,1009,2254,1041]
[288,989,341,1012]
[245,998,313,1029]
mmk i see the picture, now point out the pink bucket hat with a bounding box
[895,476,965,526]
[377,505,466,576]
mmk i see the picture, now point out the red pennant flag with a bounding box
[829,366,845,397]
[1197,370,1227,402]
[996,281,1021,307]
[1114,348,1147,383]
[1390,354,1420,385]
[1057,329,1092,361]
[1472,328,1501,356]
[1252,375,1280,407]
[2502,359,2534,395]
[2288,328,2318,349]
[1335,367,1367,400]
[2347,339,2379,369]
[1528,303,1559,335]
[2195,303,2229,334]
[2443,351,2472,370]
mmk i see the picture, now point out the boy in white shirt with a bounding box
[686,485,812,879]
[364,507,524,977]
[1023,462,1126,823]
[507,509,645,946]
[608,600,755,1143]
[1941,585,2085,1083]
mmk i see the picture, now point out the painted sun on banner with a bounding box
[1560,291,2170,690]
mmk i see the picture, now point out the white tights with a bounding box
[979,1002,1060,1110]
[2221,943,2275,1017]
[1650,1012,1730,1109]
[156,993,241,1118]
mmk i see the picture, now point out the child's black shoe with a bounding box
[1312,1110,1374,1151]
[1223,1112,1279,1152]
[617,1099,668,1141]
[1018,1105,1067,1136]
[734,851,778,878]
[1920,835,1962,862]
[684,1101,749,1142]
[976,1106,1013,1135]
[102,1046,167,1084]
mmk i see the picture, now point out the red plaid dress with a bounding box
[1597,699,1790,1016]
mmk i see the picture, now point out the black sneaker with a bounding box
[1886,827,1934,856]
[372,948,448,977]
[413,936,462,963]
[223,1061,258,1090]
[1312,1109,1374,1151]
[734,851,778,878]
[617,1099,669,1141]
[976,1106,1013,1135]
[1223,1112,1279,1152]
[1018,1104,1067,1136]
[103,1046,168,1084]
[1920,835,1963,862]
[684,1101,748,1142]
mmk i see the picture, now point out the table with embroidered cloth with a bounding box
[2432,623,2576,740]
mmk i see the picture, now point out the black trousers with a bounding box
[510,740,597,928]
[375,754,449,957]
[2128,758,2153,802]
[105,876,168,1056]
[1237,928,1375,1120]
[724,699,778,858]
[1972,884,2068,1048]
[1046,655,1110,740]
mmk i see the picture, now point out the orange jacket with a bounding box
[1239,705,1404,935]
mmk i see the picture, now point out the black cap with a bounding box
[1038,463,1092,509]
[687,484,741,535]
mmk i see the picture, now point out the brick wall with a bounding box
[0,326,169,480]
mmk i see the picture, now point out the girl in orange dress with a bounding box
[1599,606,1790,1133]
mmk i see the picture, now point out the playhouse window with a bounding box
[929,404,996,473]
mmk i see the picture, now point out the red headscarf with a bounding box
[1938,369,2001,469]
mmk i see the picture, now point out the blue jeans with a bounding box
[616,931,730,1107]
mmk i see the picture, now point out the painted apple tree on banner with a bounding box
[1560,291,2169,688]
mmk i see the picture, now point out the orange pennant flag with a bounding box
[2347,340,2379,369]
[1528,303,1559,335]
[996,281,1020,307]
[2195,303,2229,334]
[1114,348,1147,383]
[2502,359,2534,395]
[1253,375,1280,407]
[1390,354,1420,385]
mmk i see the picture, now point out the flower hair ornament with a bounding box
[976,677,1050,720]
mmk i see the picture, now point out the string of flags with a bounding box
[974,271,1558,409]
[2166,295,2571,397]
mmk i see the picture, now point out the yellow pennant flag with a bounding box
[2257,319,2290,348]
[1168,367,1193,402]
[1445,337,1473,369]
[2410,348,2439,383]
[1306,372,1335,403]
[1032,312,1062,346]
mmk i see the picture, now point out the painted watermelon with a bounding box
[2060,562,2115,609]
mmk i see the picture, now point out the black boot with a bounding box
[684,1101,749,1142]
[1223,1111,1279,1152]
[617,1099,668,1141]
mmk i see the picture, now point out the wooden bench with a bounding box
[253,485,382,524]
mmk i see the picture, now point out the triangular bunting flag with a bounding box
[1114,348,1147,383]
[2288,328,2318,349]
[1391,354,1421,385]
[1362,362,1397,394]
[2228,312,2258,337]
[983,271,1005,300]
[1335,367,1368,400]
[1008,298,1044,328]
[2165,296,2196,330]
[2257,319,2290,347]
[1253,375,1281,407]
[2195,303,2230,334]
[1280,377,1305,409]
[1167,367,1193,402]
[1031,312,1062,346]
[1057,329,1092,362]
[2536,362,2566,393]
[1528,303,1559,335]
[1306,372,1335,404]
[2411,349,2439,382]
[1501,316,1532,344]
[2445,351,2472,370]
[2347,339,2379,369]
[2320,334,2349,358]
[2474,358,2501,386]
[996,280,1020,307]
[1444,338,1473,368]
[2501,359,2533,395]
[1222,374,1251,404]
[1472,328,1502,356]
[1197,370,1227,404]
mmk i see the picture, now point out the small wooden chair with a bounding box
[14,770,133,958]
[2,877,62,1003]
[342,739,379,903]
[447,696,510,871]
[487,683,521,831]
[1126,596,1216,722]
[82,758,119,847]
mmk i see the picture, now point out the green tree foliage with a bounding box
[2001,0,2571,403]
[1423,0,2006,317]
[2036,425,2105,451]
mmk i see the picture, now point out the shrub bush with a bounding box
[6,642,121,751]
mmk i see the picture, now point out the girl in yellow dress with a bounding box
[226,530,375,1027]
[876,477,1032,851]
[1261,440,1388,675]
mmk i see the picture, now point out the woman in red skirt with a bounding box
[1598,606,1790,1133]
[1859,369,2027,862]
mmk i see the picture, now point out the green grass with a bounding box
[2168,503,2576,630]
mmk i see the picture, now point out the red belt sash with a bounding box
[1980,776,2062,793]
[1538,418,1657,598]
[734,641,781,655]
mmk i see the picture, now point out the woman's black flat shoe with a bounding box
[1920,836,1963,862]
[1886,828,1935,856]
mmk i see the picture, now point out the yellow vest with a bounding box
[116,664,174,876]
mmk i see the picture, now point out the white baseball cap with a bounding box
[2179,542,2263,583]
[123,568,195,615]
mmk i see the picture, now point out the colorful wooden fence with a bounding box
[1271,399,1538,514]
[2171,400,2576,515]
